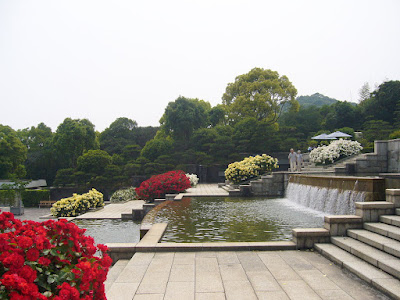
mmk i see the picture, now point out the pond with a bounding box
[154,196,325,243]
[73,219,140,244]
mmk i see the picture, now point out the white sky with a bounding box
[1,0,399,132]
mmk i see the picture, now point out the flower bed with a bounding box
[51,189,104,218]
[110,187,136,203]
[136,170,191,201]
[0,211,111,299]
[224,154,279,184]
[309,139,363,165]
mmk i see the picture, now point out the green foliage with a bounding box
[21,189,50,207]
[389,130,400,139]
[99,117,137,155]
[52,118,98,169]
[222,68,297,124]
[53,168,76,186]
[77,150,112,174]
[0,125,27,179]
[160,96,210,146]
[296,93,338,108]
[0,190,15,206]
[141,137,173,161]
[360,80,400,125]
[110,187,136,203]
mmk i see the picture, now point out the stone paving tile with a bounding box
[297,269,340,291]
[115,265,148,283]
[195,292,226,300]
[164,281,195,300]
[106,282,139,300]
[75,200,145,219]
[216,251,240,264]
[223,280,258,300]
[127,252,155,266]
[169,264,195,282]
[183,184,229,197]
[133,294,164,300]
[173,252,196,264]
[278,280,321,300]
[196,257,220,273]
[246,270,281,292]
[256,291,290,300]
[315,289,354,300]
[237,251,268,272]
[195,273,224,293]
[279,250,315,271]
[196,251,217,257]
[257,252,301,281]
[219,263,248,281]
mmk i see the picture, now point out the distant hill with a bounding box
[297,93,339,108]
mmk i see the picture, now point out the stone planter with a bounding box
[10,206,24,215]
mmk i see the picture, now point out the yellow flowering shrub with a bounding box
[51,188,104,217]
[224,154,278,184]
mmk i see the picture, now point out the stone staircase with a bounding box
[315,207,400,299]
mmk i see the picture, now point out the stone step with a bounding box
[364,222,400,242]
[347,229,400,259]
[397,208,400,215]
[315,243,400,299]
[104,259,129,292]
[380,215,400,228]
[331,236,400,280]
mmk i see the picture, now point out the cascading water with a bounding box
[285,181,365,215]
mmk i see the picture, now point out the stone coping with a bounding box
[387,189,400,195]
[324,215,362,224]
[292,228,329,237]
[106,241,297,253]
[355,201,395,209]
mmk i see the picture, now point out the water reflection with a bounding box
[155,197,324,243]
[73,219,140,244]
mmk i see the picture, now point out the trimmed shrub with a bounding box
[51,189,104,217]
[110,187,136,203]
[21,190,50,207]
[136,170,191,201]
[224,154,279,184]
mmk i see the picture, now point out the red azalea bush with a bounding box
[0,211,111,299]
[136,170,191,201]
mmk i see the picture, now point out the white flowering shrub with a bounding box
[51,188,104,217]
[110,187,137,203]
[225,154,279,184]
[186,173,199,187]
[310,139,363,165]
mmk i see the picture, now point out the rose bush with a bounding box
[309,139,363,165]
[0,210,111,299]
[136,170,191,201]
[110,187,136,203]
[51,189,104,218]
[225,154,279,184]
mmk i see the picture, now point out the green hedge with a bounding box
[21,190,50,207]
[0,190,16,206]
[0,189,50,207]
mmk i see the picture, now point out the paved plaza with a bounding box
[106,250,389,300]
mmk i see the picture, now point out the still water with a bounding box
[73,219,140,244]
[154,196,325,243]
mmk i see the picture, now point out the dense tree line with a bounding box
[0,68,399,194]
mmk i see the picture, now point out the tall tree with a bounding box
[99,117,138,155]
[52,118,98,169]
[358,82,371,103]
[0,125,27,179]
[222,68,298,124]
[160,96,210,147]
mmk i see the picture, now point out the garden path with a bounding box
[75,200,145,219]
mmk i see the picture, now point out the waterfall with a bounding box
[285,182,365,215]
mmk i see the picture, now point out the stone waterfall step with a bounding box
[331,236,400,280]
[347,229,400,258]
[381,215,400,227]
[364,222,400,242]
[315,243,400,300]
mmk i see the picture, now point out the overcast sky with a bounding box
[1,0,399,132]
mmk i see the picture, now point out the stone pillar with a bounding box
[386,189,400,208]
[324,215,362,236]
